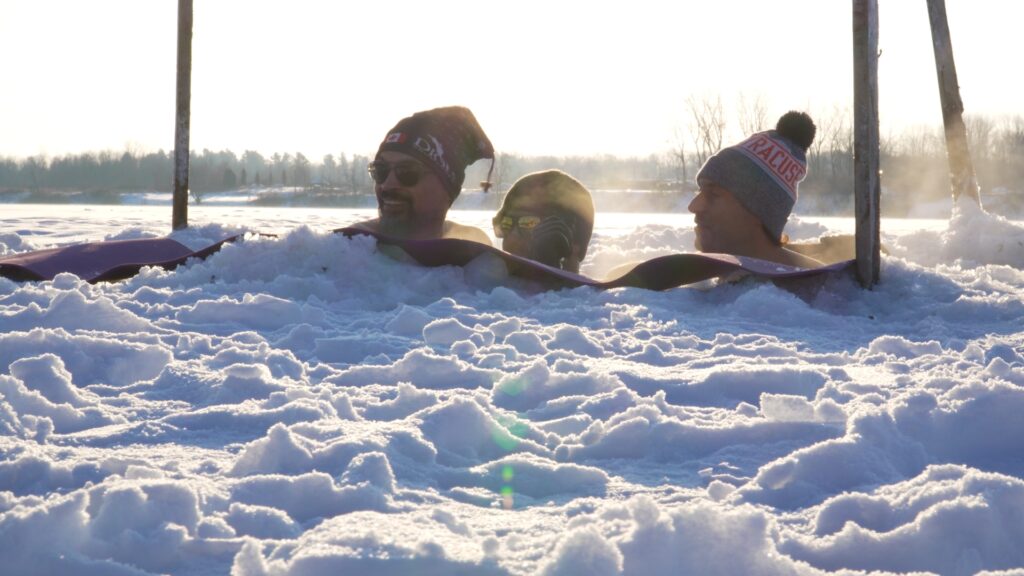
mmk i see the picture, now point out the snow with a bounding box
[1,201,1024,575]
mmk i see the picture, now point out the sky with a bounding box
[1,203,1024,574]
[0,0,1022,160]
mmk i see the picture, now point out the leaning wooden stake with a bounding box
[853,0,881,288]
[172,0,193,230]
[926,0,982,207]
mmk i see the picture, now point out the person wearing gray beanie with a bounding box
[689,111,823,268]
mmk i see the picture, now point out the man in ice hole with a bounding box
[492,169,595,273]
[354,106,494,244]
[689,111,825,268]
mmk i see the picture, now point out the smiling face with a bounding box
[688,177,767,254]
[374,151,451,239]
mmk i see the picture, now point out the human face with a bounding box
[495,188,547,258]
[688,178,765,254]
[372,151,451,239]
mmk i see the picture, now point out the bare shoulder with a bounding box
[444,222,492,246]
[603,260,642,281]
[349,219,380,233]
[779,247,824,269]
[787,234,857,264]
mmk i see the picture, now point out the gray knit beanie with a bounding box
[696,111,816,241]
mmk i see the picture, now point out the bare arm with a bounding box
[348,218,380,233]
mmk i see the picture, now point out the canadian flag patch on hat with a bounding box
[385,132,406,144]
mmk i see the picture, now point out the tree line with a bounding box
[0,149,375,204]
[2,110,1022,215]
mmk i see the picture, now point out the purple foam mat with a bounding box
[334,228,854,291]
[0,228,852,290]
[0,235,243,283]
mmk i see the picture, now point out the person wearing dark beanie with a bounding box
[353,106,495,243]
[689,111,823,268]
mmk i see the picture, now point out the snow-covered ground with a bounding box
[1,201,1023,576]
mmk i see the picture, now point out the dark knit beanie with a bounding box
[696,111,816,241]
[376,106,495,200]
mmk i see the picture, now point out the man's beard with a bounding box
[376,190,416,238]
[378,210,413,238]
[377,206,445,240]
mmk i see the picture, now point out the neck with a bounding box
[743,241,783,261]
[740,242,820,268]
[406,221,447,241]
[725,234,787,263]
[380,219,446,241]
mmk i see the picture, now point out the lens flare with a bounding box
[491,414,528,451]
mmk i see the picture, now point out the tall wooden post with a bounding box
[172,0,193,230]
[853,0,881,288]
[926,0,982,207]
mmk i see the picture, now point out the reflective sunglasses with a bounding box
[493,214,542,238]
[367,161,429,187]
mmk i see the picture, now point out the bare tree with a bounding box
[670,125,689,186]
[686,95,726,167]
[348,154,370,194]
[292,153,312,189]
[24,155,47,191]
[337,153,351,193]
[321,154,337,188]
[964,114,995,162]
[994,115,1024,168]
[823,107,853,180]
[903,124,947,159]
[492,152,518,192]
[737,92,769,136]
[807,106,839,176]
[241,150,266,188]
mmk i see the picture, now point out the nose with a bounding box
[688,192,705,214]
[377,167,401,191]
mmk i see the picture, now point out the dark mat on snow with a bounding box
[334,228,854,291]
[0,236,242,282]
[0,227,852,290]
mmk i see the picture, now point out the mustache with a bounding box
[378,190,411,202]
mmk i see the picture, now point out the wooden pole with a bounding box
[172,0,193,230]
[926,0,982,207]
[853,0,881,288]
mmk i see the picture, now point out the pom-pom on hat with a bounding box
[695,111,816,241]
[376,106,495,200]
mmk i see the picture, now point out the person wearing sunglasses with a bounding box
[493,170,595,273]
[353,106,495,244]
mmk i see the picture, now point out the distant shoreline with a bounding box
[0,187,695,214]
[3,187,1022,220]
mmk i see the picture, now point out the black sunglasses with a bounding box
[367,161,429,187]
